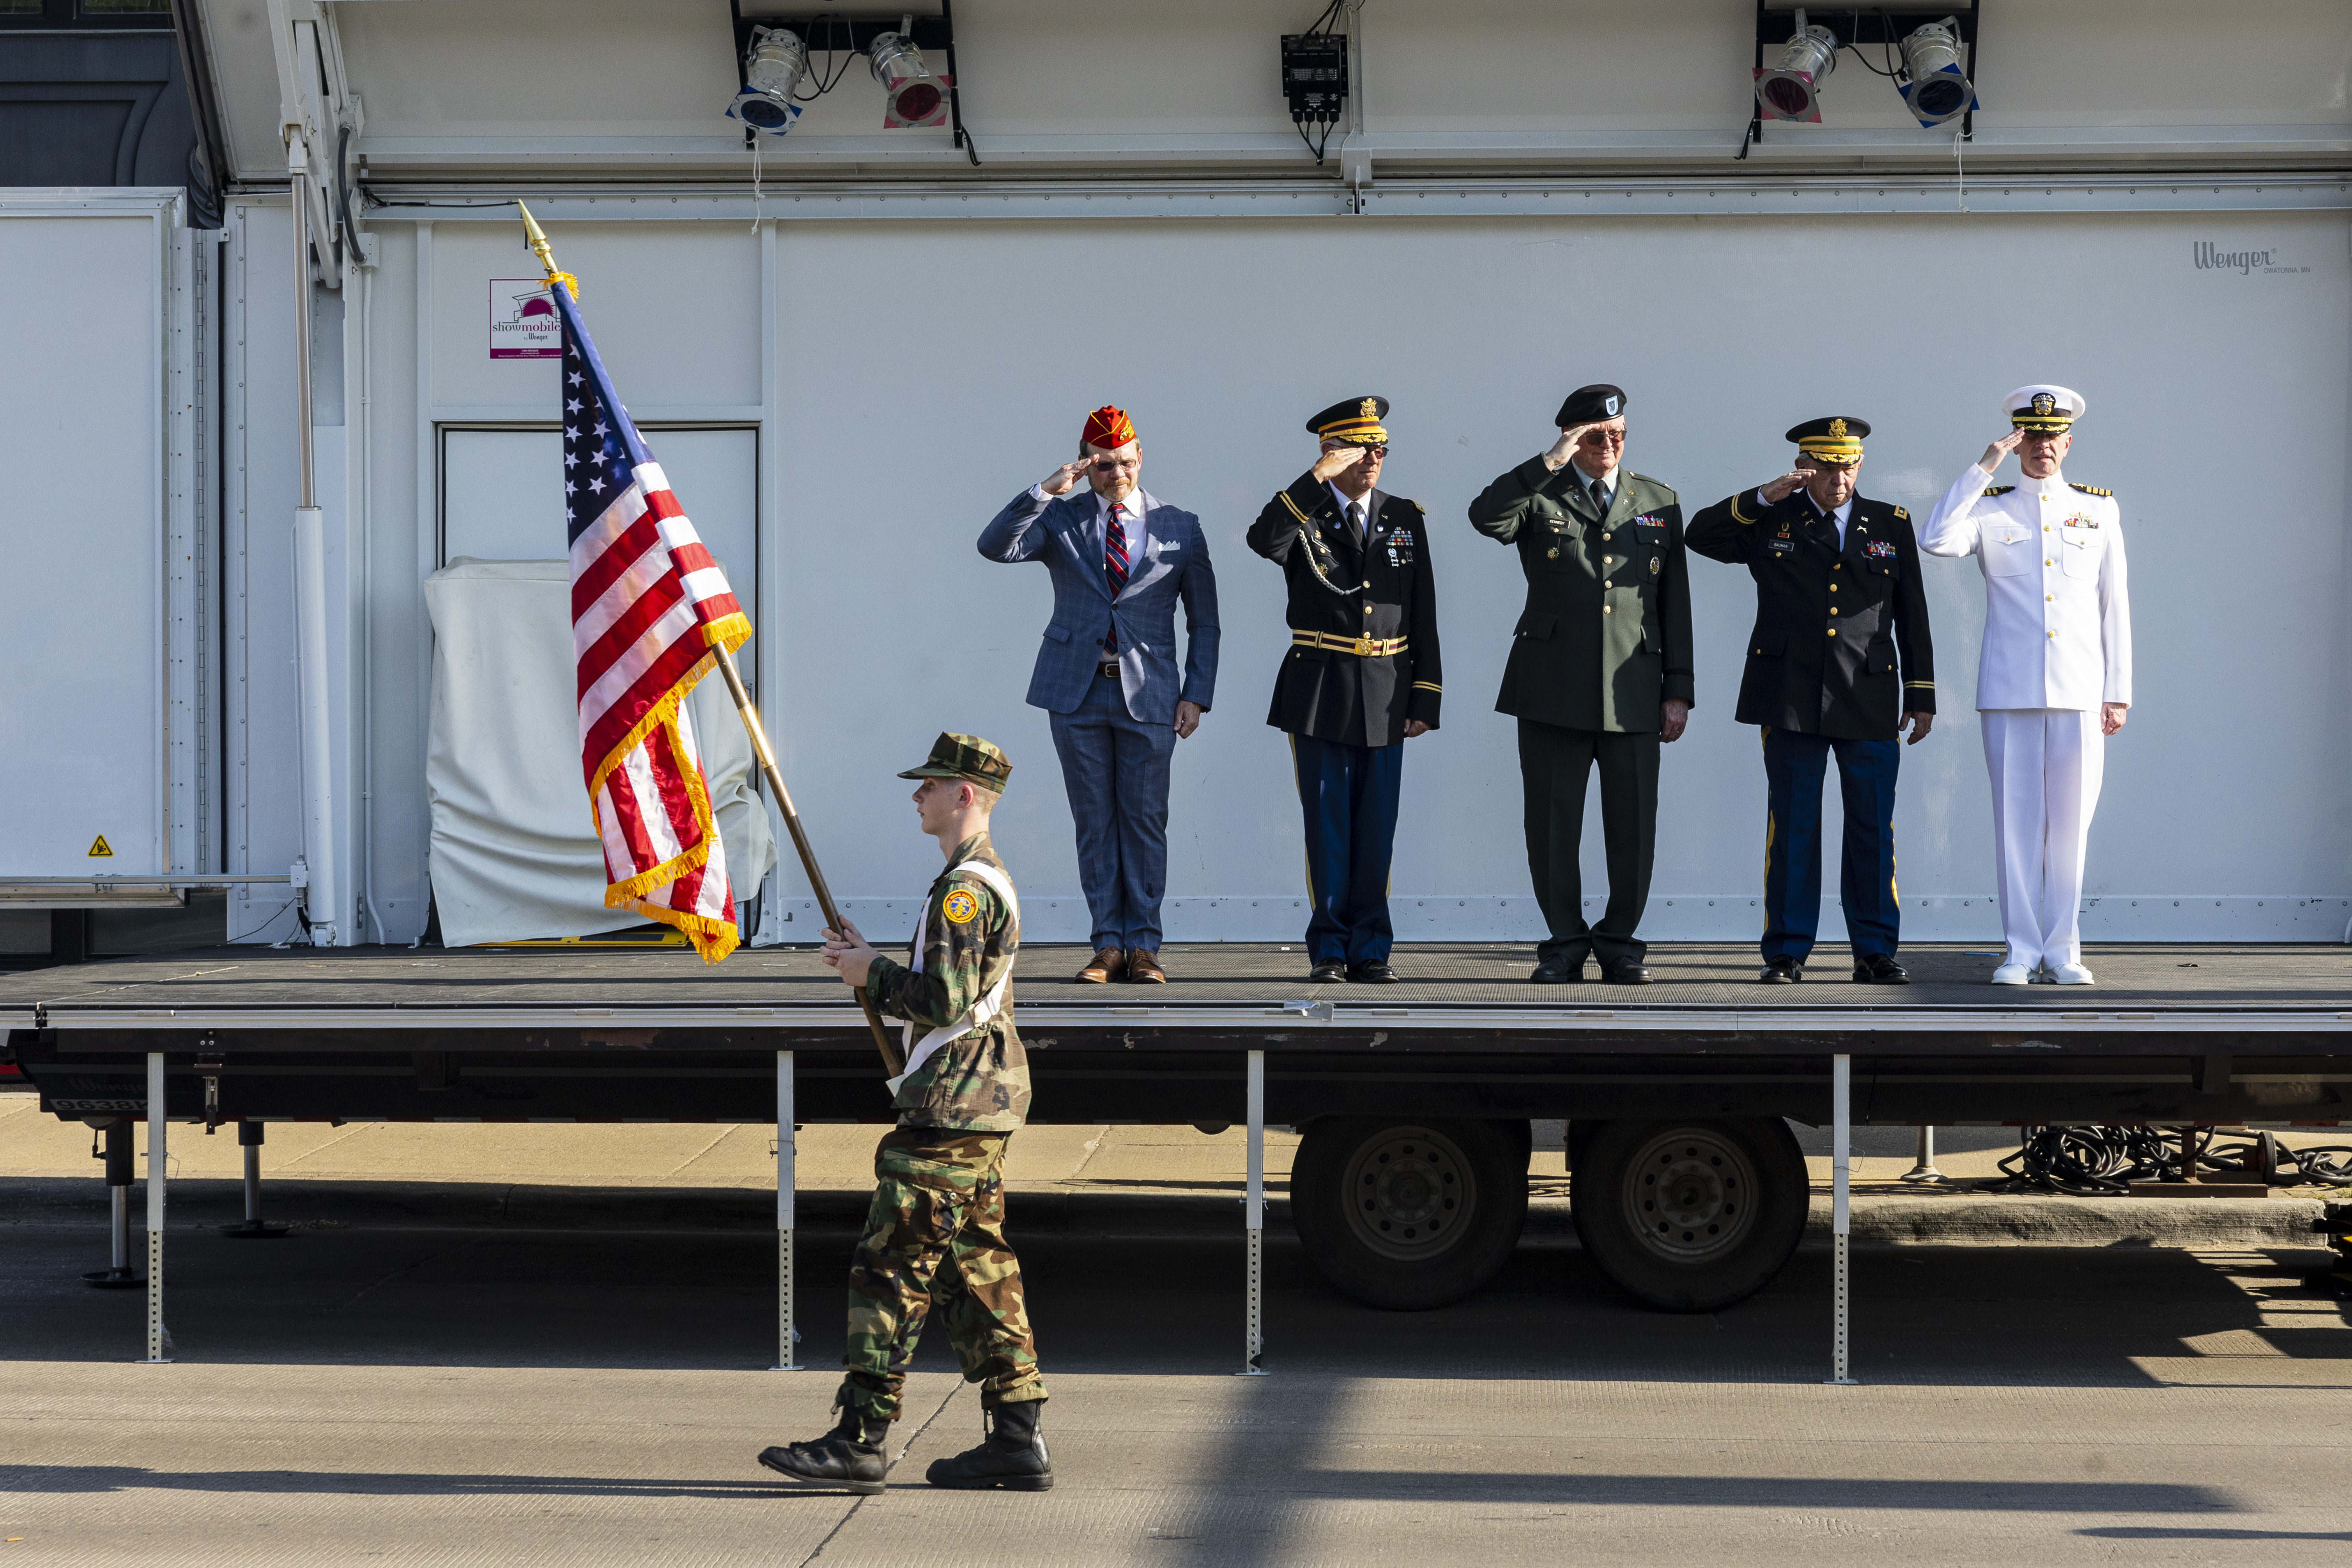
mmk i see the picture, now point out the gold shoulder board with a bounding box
[1983,485,2014,495]
[2068,482,2113,497]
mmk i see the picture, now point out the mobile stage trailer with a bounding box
[3,0,2350,1371]
[7,943,2348,1379]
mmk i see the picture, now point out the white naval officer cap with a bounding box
[2003,384,2085,433]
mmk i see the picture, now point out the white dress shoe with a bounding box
[2051,962,2095,986]
[1991,963,2032,986]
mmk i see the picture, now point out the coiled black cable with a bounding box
[1999,1125,2352,1193]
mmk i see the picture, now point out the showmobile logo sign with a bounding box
[490,279,562,358]
[2192,241,2307,276]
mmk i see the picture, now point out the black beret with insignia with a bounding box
[1308,395,1389,445]
[1555,383,1626,426]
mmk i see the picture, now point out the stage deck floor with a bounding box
[3,943,2348,1032]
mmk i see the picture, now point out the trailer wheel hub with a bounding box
[1341,1125,1477,1262]
[1621,1128,1760,1262]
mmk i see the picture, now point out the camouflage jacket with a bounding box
[865,831,1029,1132]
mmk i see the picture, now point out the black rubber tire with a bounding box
[1571,1117,1808,1312]
[1291,1117,1531,1310]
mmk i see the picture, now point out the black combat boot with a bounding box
[757,1407,892,1495]
[925,1399,1053,1491]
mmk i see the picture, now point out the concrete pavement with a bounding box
[2,1203,2349,1565]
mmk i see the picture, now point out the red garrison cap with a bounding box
[1082,405,1137,450]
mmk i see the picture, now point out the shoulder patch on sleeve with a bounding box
[941,888,980,925]
[2068,482,2114,498]
[1983,484,2014,495]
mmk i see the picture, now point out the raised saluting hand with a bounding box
[1039,456,1103,497]
[1310,444,1372,484]
[1977,429,2026,473]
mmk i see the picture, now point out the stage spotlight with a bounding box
[1896,17,1976,127]
[870,30,950,128]
[727,27,808,135]
[1753,20,1838,124]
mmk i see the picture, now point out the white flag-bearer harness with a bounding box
[884,861,1020,1096]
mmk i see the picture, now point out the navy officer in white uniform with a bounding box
[1919,385,2132,985]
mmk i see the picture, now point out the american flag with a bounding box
[546,279,749,962]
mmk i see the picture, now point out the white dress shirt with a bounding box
[1028,482,1146,564]
[1753,487,1852,547]
[1919,464,2132,711]
[1571,460,1616,513]
[1327,481,1372,541]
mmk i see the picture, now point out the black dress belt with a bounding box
[1097,658,1121,678]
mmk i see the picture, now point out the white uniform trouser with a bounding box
[1982,708,2104,970]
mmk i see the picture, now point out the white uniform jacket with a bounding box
[1919,466,2131,712]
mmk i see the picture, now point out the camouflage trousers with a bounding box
[836,1126,1046,1423]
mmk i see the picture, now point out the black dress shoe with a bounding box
[1530,956,1587,984]
[1308,959,1348,983]
[1853,953,1910,984]
[1760,956,1803,984]
[1348,960,1401,984]
[1602,957,1652,985]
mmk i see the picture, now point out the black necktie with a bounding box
[1345,500,1365,548]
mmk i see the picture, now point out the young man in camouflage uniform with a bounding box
[757,733,1051,1494]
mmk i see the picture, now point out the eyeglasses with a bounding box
[1357,445,1389,457]
[1582,428,1627,443]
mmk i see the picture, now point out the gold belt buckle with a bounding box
[1352,635,1376,657]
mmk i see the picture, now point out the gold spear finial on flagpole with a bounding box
[516,201,579,301]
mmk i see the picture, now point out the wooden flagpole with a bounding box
[520,205,903,1078]
[710,645,902,1077]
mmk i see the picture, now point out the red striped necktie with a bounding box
[1103,500,1130,652]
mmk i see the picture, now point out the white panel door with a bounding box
[0,208,170,876]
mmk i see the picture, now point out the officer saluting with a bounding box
[1248,396,1442,983]
[1468,383,1694,985]
[1919,385,2131,986]
[1686,418,1935,984]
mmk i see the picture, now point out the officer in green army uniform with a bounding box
[757,733,1051,1494]
[1468,384,1694,984]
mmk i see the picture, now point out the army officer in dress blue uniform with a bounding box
[1247,396,1442,983]
[1685,418,1935,984]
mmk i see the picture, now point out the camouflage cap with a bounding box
[897,732,1012,792]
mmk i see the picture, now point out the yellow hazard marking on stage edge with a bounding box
[942,889,980,924]
[87,835,114,858]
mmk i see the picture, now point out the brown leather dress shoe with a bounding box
[1125,950,1167,984]
[1075,948,1125,984]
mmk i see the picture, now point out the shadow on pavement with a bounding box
[0,1463,2244,1515]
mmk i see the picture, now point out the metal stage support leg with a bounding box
[221,1121,289,1238]
[1826,1054,1855,1385]
[1240,1049,1266,1376]
[144,1053,172,1363]
[83,1119,142,1288]
[1899,1124,1945,1185]
[770,1050,797,1372]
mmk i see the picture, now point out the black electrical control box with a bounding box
[1280,32,1348,128]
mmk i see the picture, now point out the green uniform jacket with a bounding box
[864,831,1030,1133]
[1467,458,1695,733]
